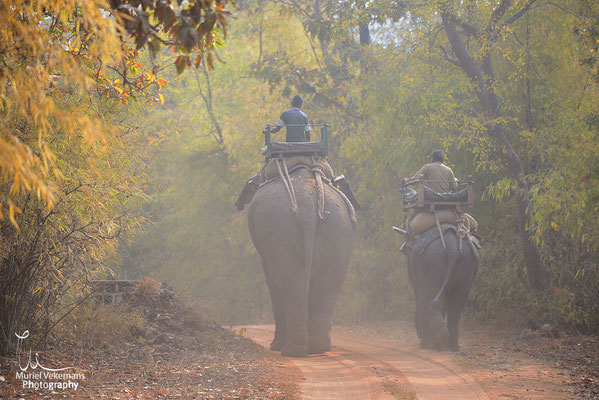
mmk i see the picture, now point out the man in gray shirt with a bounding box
[269,95,311,142]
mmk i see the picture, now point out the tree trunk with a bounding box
[359,23,371,45]
[441,14,546,289]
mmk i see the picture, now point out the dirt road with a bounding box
[242,325,576,400]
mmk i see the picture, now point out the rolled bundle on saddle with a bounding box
[263,155,335,181]
[410,209,478,234]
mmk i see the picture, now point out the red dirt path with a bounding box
[241,324,577,400]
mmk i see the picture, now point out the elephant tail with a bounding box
[429,234,460,312]
[300,180,321,276]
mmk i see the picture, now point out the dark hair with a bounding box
[291,95,303,108]
[431,150,445,162]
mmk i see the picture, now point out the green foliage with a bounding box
[0,0,234,354]
[127,0,599,333]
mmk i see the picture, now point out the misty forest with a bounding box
[1,0,599,399]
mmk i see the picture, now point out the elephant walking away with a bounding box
[406,225,479,351]
[248,166,355,357]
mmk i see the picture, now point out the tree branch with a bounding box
[444,13,480,38]
[501,0,539,28]
[441,14,483,84]
[489,0,513,29]
[439,45,460,67]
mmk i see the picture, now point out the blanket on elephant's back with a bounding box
[405,223,481,257]
[263,156,335,181]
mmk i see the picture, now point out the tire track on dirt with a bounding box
[332,332,489,399]
[241,325,489,399]
[244,326,380,399]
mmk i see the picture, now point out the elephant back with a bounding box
[253,157,356,225]
[406,223,480,257]
[263,156,335,181]
[250,166,355,227]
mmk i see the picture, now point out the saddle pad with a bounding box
[263,156,334,181]
[405,224,481,257]
[407,224,456,256]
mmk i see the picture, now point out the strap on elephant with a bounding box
[430,204,476,258]
[457,215,479,262]
[271,155,356,224]
[431,205,447,254]
[275,155,298,215]
[311,156,328,222]
[310,156,356,224]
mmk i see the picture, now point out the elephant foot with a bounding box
[433,327,450,351]
[307,342,332,355]
[281,343,308,358]
[270,338,285,351]
[448,341,460,352]
[420,339,434,350]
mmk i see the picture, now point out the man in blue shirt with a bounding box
[269,95,311,142]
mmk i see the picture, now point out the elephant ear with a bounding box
[333,176,361,212]
[235,179,260,210]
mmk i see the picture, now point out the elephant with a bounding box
[248,167,355,357]
[406,227,478,351]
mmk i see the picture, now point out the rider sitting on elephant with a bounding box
[269,95,311,142]
[235,95,361,212]
[410,150,457,194]
[406,150,477,234]
[400,150,480,351]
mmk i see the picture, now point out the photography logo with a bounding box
[13,331,85,391]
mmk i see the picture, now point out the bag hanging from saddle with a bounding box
[410,208,478,234]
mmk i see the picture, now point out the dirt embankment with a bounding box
[0,280,299,399]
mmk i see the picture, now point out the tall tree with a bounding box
[434,0,547,288]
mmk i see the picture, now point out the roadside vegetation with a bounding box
[1,0,598,362]
[124,0,599,335]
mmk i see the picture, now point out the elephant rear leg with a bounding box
[307,252,349,354]
[419,271,449,350]
[446,283,471,352]
[262,259,287,351]
[307,287,337,354]
[280,261,310,358]
[268,285,287,351]
[281,293,309,357]
[446,304,462,352]
[408,261,424,340]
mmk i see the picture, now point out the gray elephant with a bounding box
[248,167,355,357]
[405,226,478,351]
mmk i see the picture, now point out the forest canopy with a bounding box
[1,0,598,355]
[124,0,599,332]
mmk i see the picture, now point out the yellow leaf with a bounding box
[8,204,19,231]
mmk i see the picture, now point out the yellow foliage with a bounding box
[0,0,125,226]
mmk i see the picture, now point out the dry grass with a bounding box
[53,304,145,351]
